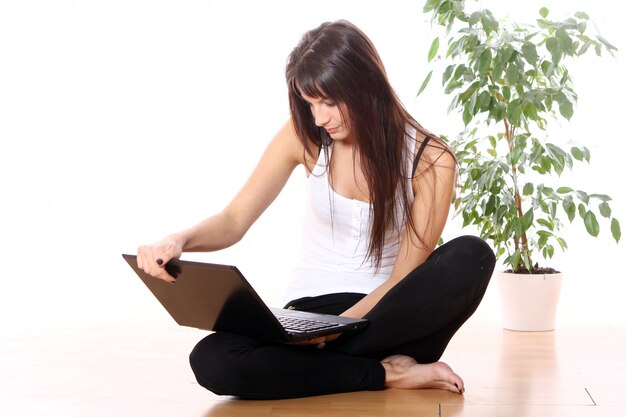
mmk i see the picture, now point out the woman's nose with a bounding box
[312,106,330,127]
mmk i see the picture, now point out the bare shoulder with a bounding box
[413,132,456,178]
[410,132,456,204]
[273,118,319,171]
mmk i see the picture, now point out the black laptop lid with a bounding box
[122,254,288,342]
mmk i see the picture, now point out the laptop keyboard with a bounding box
[276,315,342,333]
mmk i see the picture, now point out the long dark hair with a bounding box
[285,20,454,267]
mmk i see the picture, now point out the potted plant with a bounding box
[419,0,621,330]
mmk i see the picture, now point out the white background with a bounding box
[1,0,624,331]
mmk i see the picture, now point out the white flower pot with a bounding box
[497,271,563,331]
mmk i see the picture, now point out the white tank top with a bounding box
[283,137,416,303]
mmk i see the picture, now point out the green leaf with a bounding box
[584,211,600,237]
[611,218,621,243]
[485,195,496,215]
[539,7,549,18]
[597,35,618,51]
[481,10,499,35]
[453,64,467,81]
[557,187,573,194]
[501,46,515,64]
[522,43,538,66]
[423,0,440,12]
[511,250,522,270]
[492,63,504,81]
[523,183,534,196]
[546,37,561,64]
[576,190,590,204]
[589,194,611,202]
[557,29,573,53]
[502,86,511,102]
[575,11,589,20]
[522,251,532,272]
[563,200,576,222]
[595,43,602,56]
[459,81,481,103]
[522,209,534,232]
[578,203,587,218]
[546,143,567,160]
[462,102,473,125]
[462,210,471,227]
[546,37,558,56]
[417,70,433,97]
[507,99,523,126]
[443,65,455,84]
[478,49,493,74]
[506,64,520,84]
[571,147,583,161]
[599,202,611,218]
[445,79,463,95]
[491,101,506,122]
[541,186,556,198]
[578,41,591,55]
[550,202,558,219]
[428,37,440,62]
[477,90,491,112]
[559,100,574,120]
[512,217,523,238]
[469,11,482,27]
[537,218,554,230]
[523,102,539,122]
[446,39,461,58]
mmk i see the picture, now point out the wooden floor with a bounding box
[2,311,625,416]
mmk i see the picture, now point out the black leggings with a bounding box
[189,235,495,399]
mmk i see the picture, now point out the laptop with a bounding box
[122,254,369,344]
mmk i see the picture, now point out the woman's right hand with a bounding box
[137,237,183,283]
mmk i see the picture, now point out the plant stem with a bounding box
[503,117,529,258]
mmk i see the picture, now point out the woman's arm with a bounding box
[340,144,457,319]
[137,119,309,282]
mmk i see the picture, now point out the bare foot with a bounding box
[381,354,464,394]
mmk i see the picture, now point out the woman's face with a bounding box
[301,92,351,141]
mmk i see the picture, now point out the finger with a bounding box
[158,272,177,284]
[293,337,321,346]
[304,336,326,345]
[137,247,172,282]
[151,258,178,283]
[455,379,465,394]
[137,239,182,283]
[137,245,156,272]
[137,246,146,270]
[153,249,177,274]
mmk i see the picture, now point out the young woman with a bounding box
[137,20,495,400]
